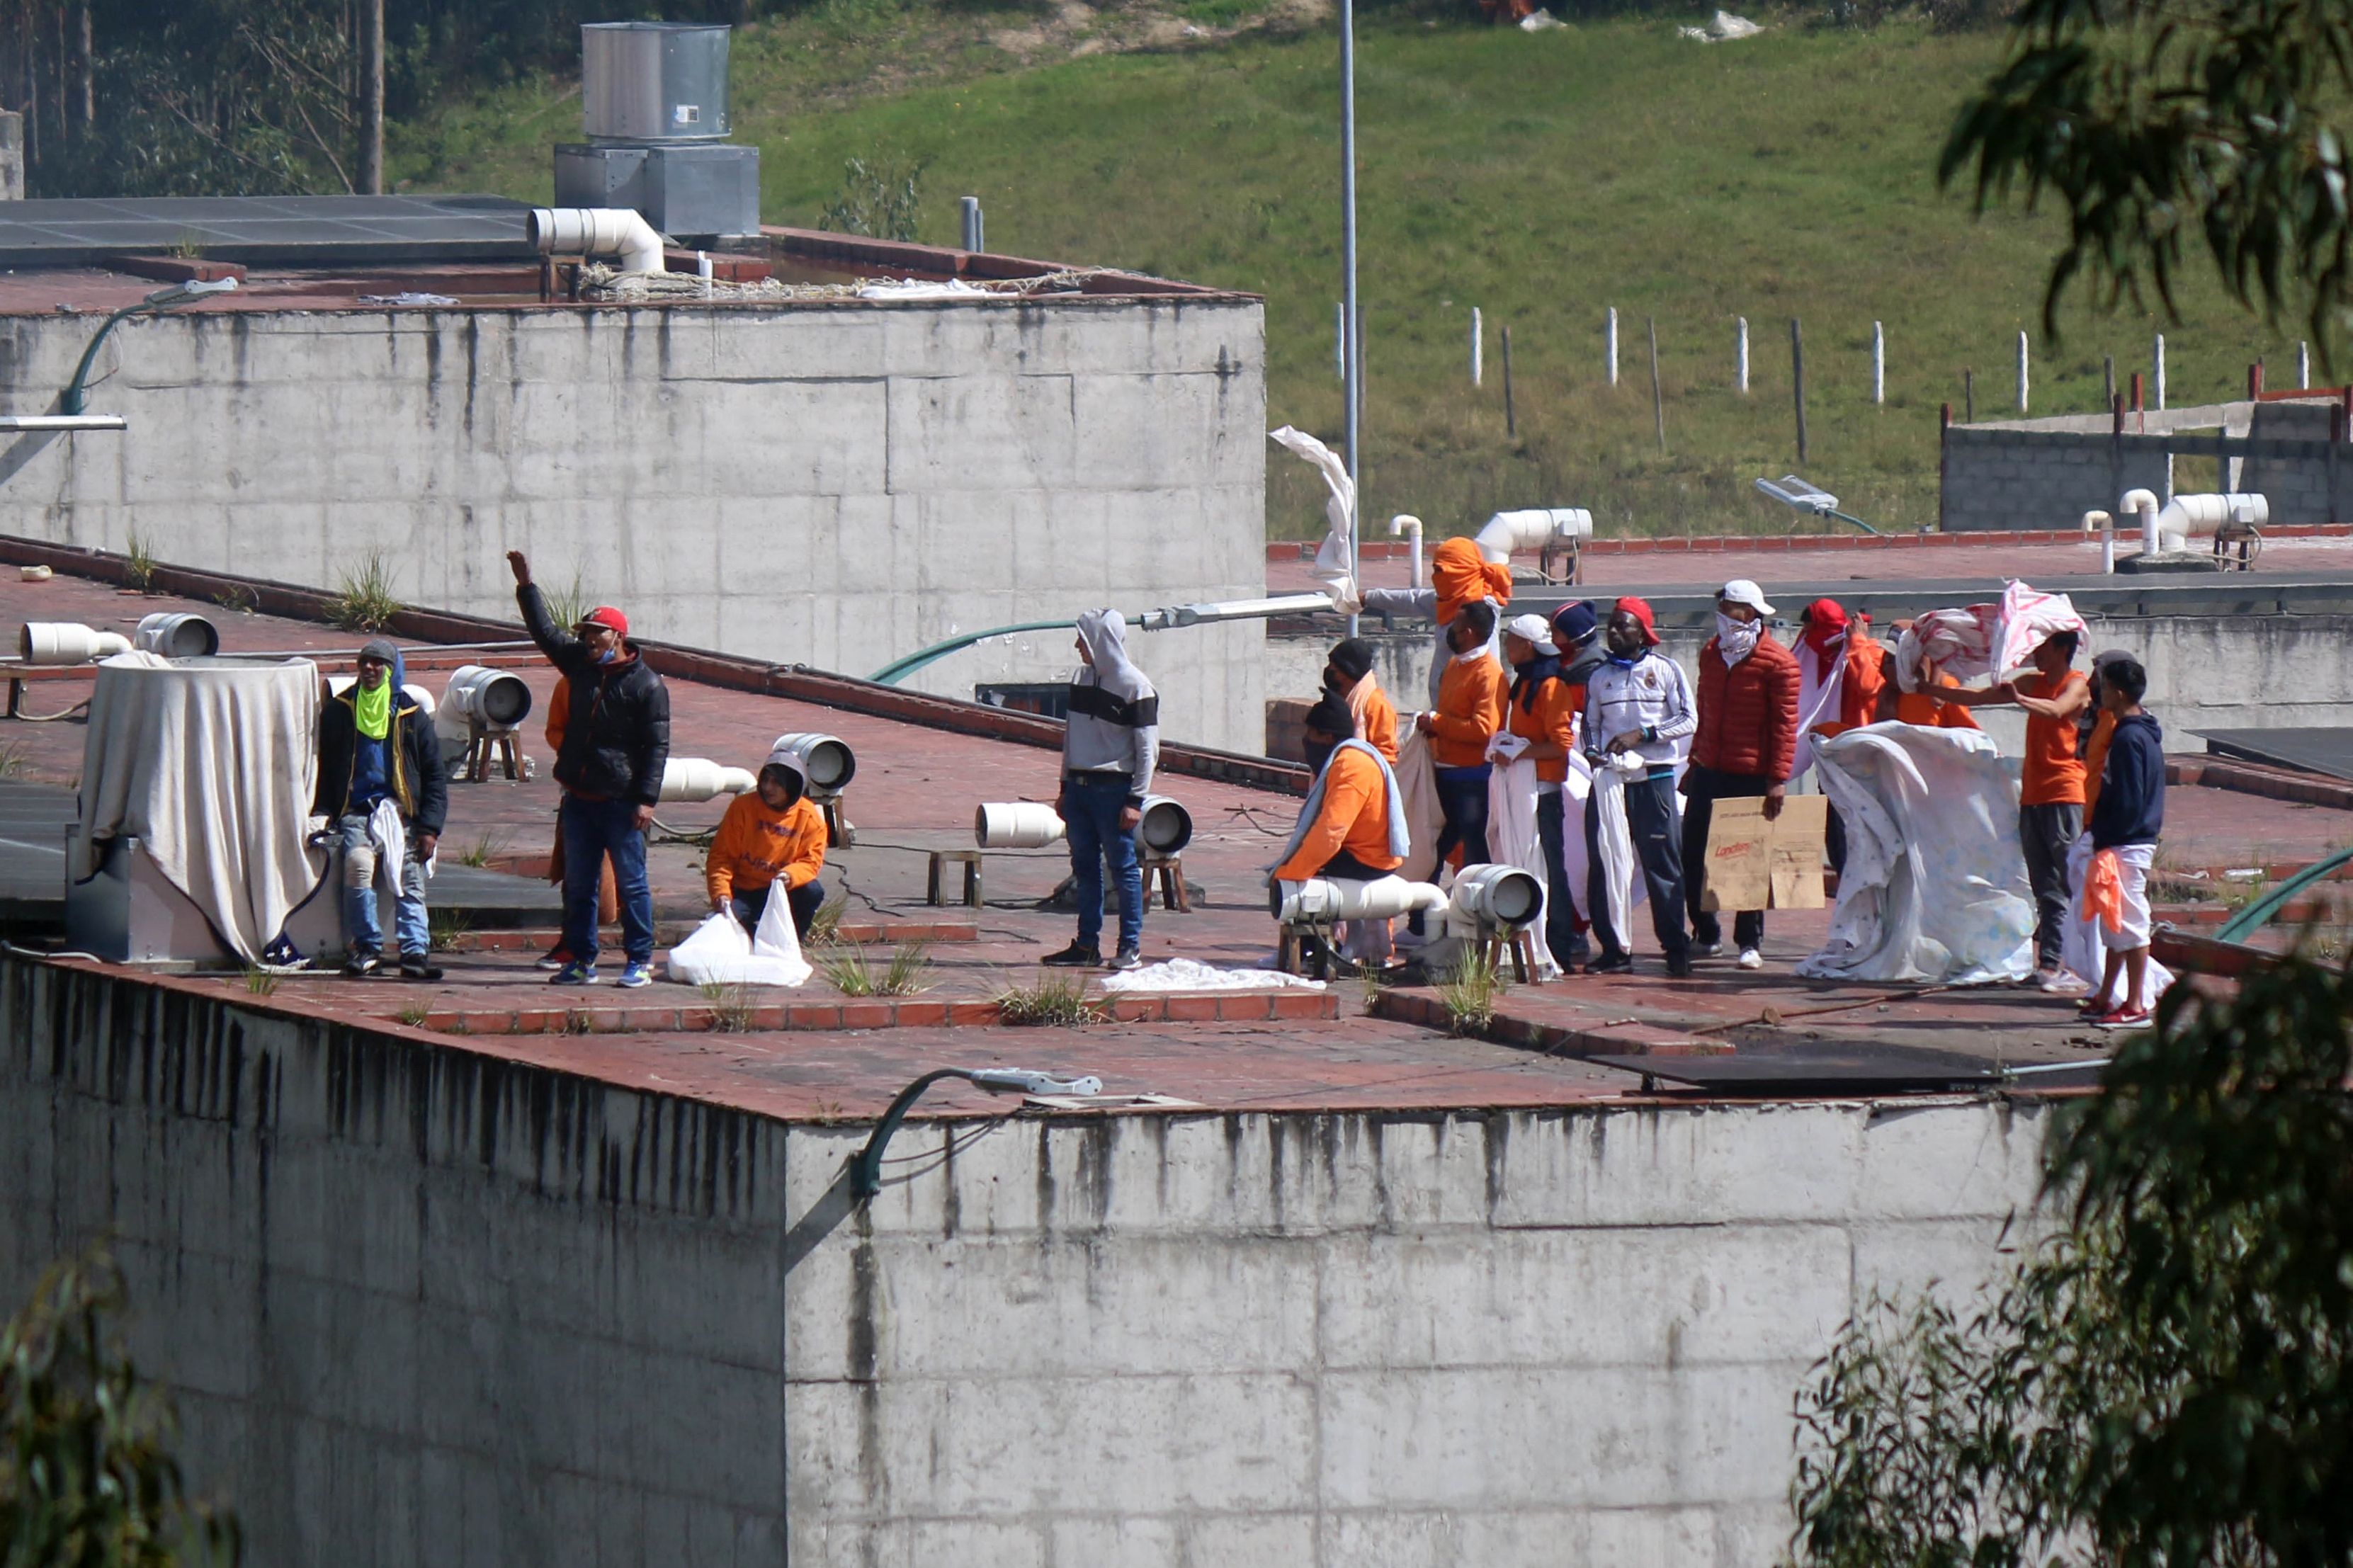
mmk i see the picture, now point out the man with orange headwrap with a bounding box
[1363,534,1514,708]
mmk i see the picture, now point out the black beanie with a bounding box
[1327,638,1376,684]
[1305,693,1357,739]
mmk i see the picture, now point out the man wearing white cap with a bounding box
[1497,611,1588,969]
[1682,579,1800,970]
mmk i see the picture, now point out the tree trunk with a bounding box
[358,0,383,193]
[71,1,86,130]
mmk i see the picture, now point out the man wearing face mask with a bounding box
[1582,596,1696,976]
[509,551,671,989]
[1682,579,1800,971]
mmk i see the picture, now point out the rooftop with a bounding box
[1,533,2344,1123]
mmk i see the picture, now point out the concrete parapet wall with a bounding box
[1,956,2054,1567]
[0,297,1267,751]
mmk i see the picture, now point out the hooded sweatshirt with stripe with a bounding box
[1064,608,1160,805]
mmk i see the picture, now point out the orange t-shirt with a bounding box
[1504,676,1582,784]
[1349,680,1400,763]
[1429,654,1507,768]
[1894,669,1981,730]
[2017,670,2088,807]
[1272,746,1403,880]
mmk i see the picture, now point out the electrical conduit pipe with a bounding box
[2082,510,2115,574]
[528,208,667,274]
[1274,874,1448,925]
[659,759,758,802]
[20,623,132,664]
[2117,489,2162,556]
[1389,514,1425,589]
[975,797,1193,854]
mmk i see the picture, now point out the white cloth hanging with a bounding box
[1393,723,1448,885]
[1793,640,1847,780]
[1485,754,1563,979]
[1588,751,1648,945]
[1269,426,1360,614]
[1797,724,2036,984]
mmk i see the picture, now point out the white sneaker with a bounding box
[1736,948,1763,970]
[2039,967,2091,995]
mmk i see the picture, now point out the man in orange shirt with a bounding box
[1796,598,1886,874]
[1414,600,1506,871]
[1499,612,1587,969]
[1323,637,1397,762]
[1932,629,2091,986]
[1271,696,1406,884]
[705,746,830,938]
[1876,621,1981,729]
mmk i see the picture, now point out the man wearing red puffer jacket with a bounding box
[1683,579,1800,970]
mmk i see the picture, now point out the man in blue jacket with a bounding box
[314,638,446,980]
[2085,657,2165,1030]
[508,551,671,989]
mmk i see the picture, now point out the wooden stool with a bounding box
[462,728,522,783]
[1479,927,1540,984]
[1277,924,1335,979]
[926,848,984,909]
[822,798,856,849]
[1143,851,1190,913]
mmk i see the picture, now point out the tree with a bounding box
[1942,0,2353,359]
[1788,953,2353,1565]
[0,1246,239,1567]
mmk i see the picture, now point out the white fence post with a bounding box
[2299,340,2311,390]
[2016,329,2029,414]
[1470,307,1483,389]
[1735,316,1749,394]
[1606,307,1619,387]
[1872,320,1885,406]
[2153,333,2166,409]
[1334,302,1346,380]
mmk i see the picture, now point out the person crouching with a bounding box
[314,637,446,980]
[705,746,829,940]
[1271,695,1409,967]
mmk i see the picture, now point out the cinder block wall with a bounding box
[1939,428,2173,533]
[1,958,2053,1568]
[0,297,1268,751]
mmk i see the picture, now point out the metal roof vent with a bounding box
[582,22,732,144]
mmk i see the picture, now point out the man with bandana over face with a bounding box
[1794,598,1885,875]
[1682,579,1799,971]
[1581,596,1696,977]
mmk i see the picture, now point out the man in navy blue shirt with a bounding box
[2085,657,2165,1029]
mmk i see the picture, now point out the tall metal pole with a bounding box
[1340,0,1361,636]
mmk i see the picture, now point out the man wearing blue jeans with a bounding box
[509,551,671,988]
[1043,609,1161,971]
[314,638,446,980]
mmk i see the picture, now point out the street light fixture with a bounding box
[851,1067,1106,1200]
[1753,472,1883,537]
[61,277,239,416]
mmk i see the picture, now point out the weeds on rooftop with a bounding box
[212,584,259,615]
[993,971,1110,1028]
[455,831,506,869]
[822,941,932,997]
[396,1003,433,1028]
[805,893,849,946]
[121,530,158,593]
[326,552,401,632]
[540,575,589,637]
[242,967,280,996]
[0,742,27,780]
[700,981,757,1033]
[562,1008,595,1036]
[1436,950,1502,1037]
[428,910,472,953]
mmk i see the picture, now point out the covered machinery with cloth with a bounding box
[67,651,334,965]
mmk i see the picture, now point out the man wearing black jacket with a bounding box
[507,551,671,988]
[315,638,447,980]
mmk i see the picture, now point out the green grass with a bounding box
[395,4,2316,538]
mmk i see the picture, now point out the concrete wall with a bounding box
[0,957,2057,1567]
[1941,399,2349,533]
[0,297,1268,751]
[1266,611,2353,756]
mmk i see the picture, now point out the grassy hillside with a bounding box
[397,1,2313,540]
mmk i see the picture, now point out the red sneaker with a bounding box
[2093,1005,2153,1031]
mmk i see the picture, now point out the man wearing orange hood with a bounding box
[1363,534,1514,708]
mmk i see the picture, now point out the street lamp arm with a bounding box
[60,302,152,417]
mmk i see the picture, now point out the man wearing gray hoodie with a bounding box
[1043,608,1160,971]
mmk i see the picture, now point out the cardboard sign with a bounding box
[1699,794,1828,912]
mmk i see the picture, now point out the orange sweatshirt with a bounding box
[1349,678,1400,763]
[706,792,828,902]
[1429,654,1506,768]
[1272,746,1403,881]
[1504,676,1582,783]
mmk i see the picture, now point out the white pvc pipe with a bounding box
[1447,863,1545,929]
[19,623,132,664]
[2152,492,2268,550]
[1473,507,1593,565]
[1389,513,1424,589]
[445,665,533,729]
[771,732,856,795]
[977,802,1066,850]
[132,612,218,657]
[2083,510,2114,574]
[2119,487,2162,556]
[527,208,667,274]
[659,757,756,802]
[1276,874,1447,925]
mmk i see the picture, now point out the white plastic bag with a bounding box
[664,897,814,988]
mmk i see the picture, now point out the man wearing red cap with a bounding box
[508,551,671,988]
[1683,580,1800,970]
[1794,598,1884,874]
[1580,596,1695,976]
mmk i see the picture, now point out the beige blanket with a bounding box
[76,652,326,962]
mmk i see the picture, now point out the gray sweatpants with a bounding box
[2020,802,2082,969]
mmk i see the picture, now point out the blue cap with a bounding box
[1550,600,1599,646]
